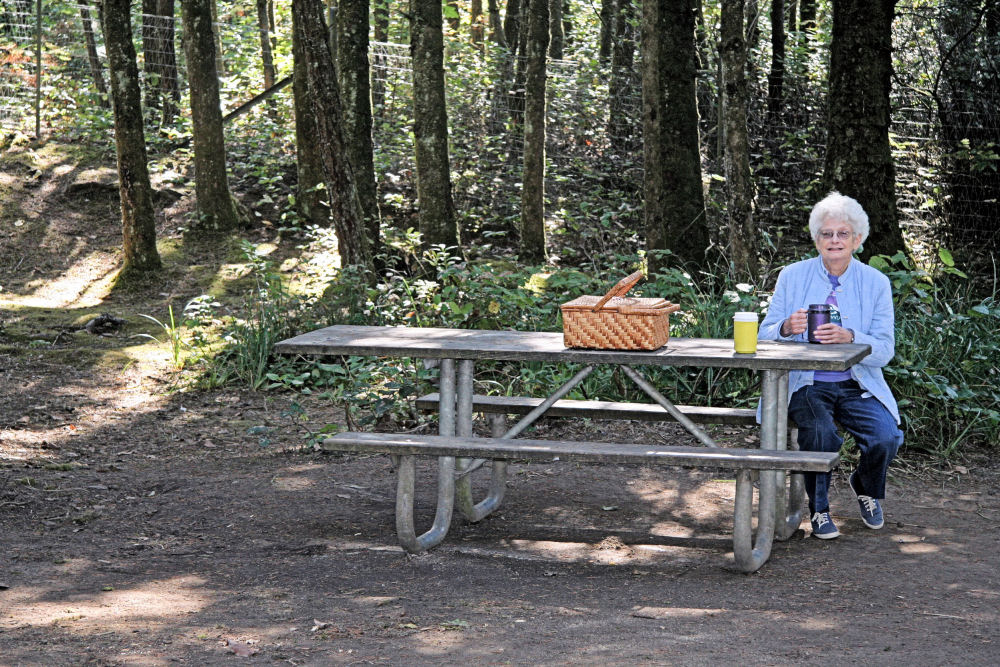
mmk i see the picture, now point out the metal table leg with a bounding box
[394,359,456,553]
[774,372,806,540]
[733,369,779,572]
[455,359,507,521]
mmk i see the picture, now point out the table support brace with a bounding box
[620,366,719,449]
[455,359,507,521]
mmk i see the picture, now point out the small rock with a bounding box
[84,313,127,335]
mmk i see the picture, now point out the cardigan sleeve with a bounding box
[759,266,799,341]
[854,271,896,368]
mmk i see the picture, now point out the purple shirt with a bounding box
[814,273,853,382]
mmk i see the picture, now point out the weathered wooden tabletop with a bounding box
[274,325,870,371]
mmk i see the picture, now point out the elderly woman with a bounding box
[759,192,904,539]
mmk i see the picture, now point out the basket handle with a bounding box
[592,270,645,311]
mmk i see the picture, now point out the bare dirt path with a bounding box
[1,348,998,666]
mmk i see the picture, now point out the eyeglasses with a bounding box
[819,230,854,240]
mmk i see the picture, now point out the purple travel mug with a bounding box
[807,304,831,343]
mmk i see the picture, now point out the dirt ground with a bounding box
[2,142,999,665]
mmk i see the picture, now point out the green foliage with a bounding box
[870,252,1000,456]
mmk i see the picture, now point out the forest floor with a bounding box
[2,141,999,666]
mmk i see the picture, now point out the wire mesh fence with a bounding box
[2,1,997,267]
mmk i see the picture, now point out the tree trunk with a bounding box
[562,0,573,48]
[410,0,459,248]
[471,0,484,45]
[787,0,798,33]
[181,0,243,234]
[608,0,638,150]
[767,0,785,121]
[599,0,614,62]
[721,0,757,282]
[372,0,390,111]
[291,0,329,227]
[142,0,161,112]
[338,0,382,256]
[641,0,708,274]
[488,0,505,45]
[824,0,904,260]
[155,0,180,126]
[79,1,109,107]
[292,0,372,270]
[102,0,161,277]
[520,0,549,262]
[504,0,522,51]
[548,0,563,59]
[257,0,276,104]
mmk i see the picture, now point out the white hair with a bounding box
[808,191,870,244]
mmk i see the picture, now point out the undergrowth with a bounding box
[183,239,999,460]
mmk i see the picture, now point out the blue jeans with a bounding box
[788,379,903,514]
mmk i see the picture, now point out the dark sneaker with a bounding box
[810,511,840,539]
[850,471,884,529]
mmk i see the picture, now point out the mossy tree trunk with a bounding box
[180,0,243,235]
[103,0,161,277]
[520,0,548,263]
[410,0,459,248]
[641,0,708,275]
[599,0,614,63]
[824,0,905,260]
[721,0,758,282]
[292,0,372,270]
[291,3,328,228]
[338,0,382,257]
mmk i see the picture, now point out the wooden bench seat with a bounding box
[323,432,833,471]
[415,392,762,426]
[323,431,837,573]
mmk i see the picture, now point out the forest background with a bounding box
[1,0,998,460]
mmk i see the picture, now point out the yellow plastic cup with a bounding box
[733,312,759,354]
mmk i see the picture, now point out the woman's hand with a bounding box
[780,308,808,337]
[813,323,854,344]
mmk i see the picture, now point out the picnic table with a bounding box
[275,325,869,572]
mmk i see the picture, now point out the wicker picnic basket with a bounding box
[560,270,680,350]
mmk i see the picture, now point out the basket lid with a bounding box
[561,295,673,313]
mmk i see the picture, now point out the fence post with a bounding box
[35,0,42,138]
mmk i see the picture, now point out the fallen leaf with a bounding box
[311,620,331,632]
[601,505,619,511]
[225,640,258,657]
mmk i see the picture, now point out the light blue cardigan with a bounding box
[758,256,900,424]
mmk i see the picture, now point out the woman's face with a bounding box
[815,216,862,264]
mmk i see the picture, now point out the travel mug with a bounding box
[807,304,832,343]
[733,312,758,354]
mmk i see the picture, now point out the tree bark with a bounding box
[181,0,243,234]
[787,0,798,33]
[608,0,638,150]
[767,0,785,121]
[599,0,614,62]
[548,0,564,59]
[410,0,459,248]
[520,0,549,262]
[291,0,329,227]
[371,0,390,112]
[504,0,522,51]
[488,0,505,45]
[79,1,109,108]
[641,0,708,274]
[102,0,161,277]
[292,0,372,270]
[471,0,484,45]
[721,0,757,282]
[338,0,382,256]
[824,0,905,260]
[257,0,276,92]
